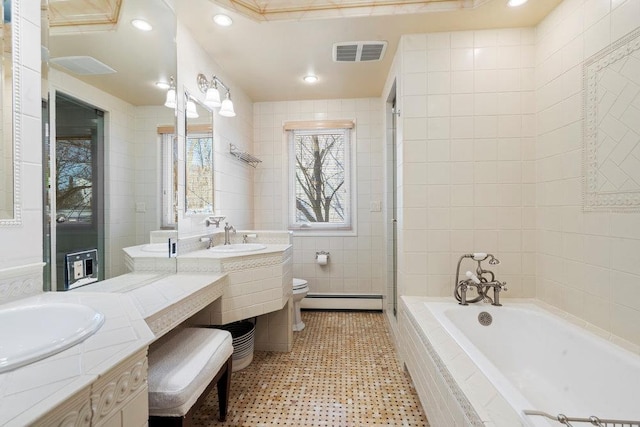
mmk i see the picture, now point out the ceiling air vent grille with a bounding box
[50,56,117,75]
[333,41,387,62]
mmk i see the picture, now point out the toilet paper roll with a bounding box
[317,254,328,265]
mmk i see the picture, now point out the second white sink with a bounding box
[0,303,105,373]
[209,243,267,253]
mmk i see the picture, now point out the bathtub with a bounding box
[399,297,640,427]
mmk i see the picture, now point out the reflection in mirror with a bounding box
[159,124,178,228]
[0,0,18,223]
[43,0,177,283]
[184,93,214,215]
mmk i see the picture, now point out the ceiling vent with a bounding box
[50,56,117,75]
[333,41,387,62]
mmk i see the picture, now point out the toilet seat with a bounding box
[293,278,308,290]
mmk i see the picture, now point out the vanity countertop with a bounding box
[0,271,227,426]
[179,243,291,259]
[74,272,227,338]
[0,291,154,426]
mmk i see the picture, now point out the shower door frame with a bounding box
[43,91,106,291]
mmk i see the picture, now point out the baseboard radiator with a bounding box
[300,293,383,311]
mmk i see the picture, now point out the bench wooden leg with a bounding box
[217,357,233,421]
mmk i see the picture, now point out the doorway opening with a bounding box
[43,92,105,291]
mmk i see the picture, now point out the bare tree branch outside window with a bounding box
[56,137,93,223]
[185,135,213,214]
[294,132,346,224]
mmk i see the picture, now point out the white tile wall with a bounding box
[253,98,385,297]
[393,29,537,301]
[133,106,175,245]
[536,0,640,346]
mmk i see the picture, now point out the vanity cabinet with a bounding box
[31,349,149,427]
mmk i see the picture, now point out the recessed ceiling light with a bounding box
[303,75,318,83]
[131,19,152,31]
[213,14,233,27]
[155,81,170,90]
[507,0,528,7]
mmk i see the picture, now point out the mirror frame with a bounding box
[0,0,21,226]
[183,90,214,216]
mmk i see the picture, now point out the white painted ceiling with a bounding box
[180,0,561,102]
[46,0,561,106]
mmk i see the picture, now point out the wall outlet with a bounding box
[73,260,84,279]
[135,202,146,213]
[370,201,382,212]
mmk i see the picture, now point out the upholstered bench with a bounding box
[148,328,233,426]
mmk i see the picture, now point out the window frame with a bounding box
[160,132,177,228]
[287,126,356,235]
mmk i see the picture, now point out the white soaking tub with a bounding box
[399,297,640,427]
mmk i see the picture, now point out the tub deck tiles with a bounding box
[192,311,429,426]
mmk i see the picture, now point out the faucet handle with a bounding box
[465,271,481,284]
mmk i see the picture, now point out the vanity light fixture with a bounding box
[197,73,235,117]
[155,81,170,90]
[164,76,177,109]
[219,92,236,117]
[213,14,233,27]
[131,19,153,31]
[303,74,318,83]
[186,99,199,118]
[204,80,222,108]
[507,0,528,6]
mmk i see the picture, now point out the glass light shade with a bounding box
[507,0,527,6]
[164,87,177,109]
[204,86,221,108]
[219,94,236,117]
[186,100,199,118]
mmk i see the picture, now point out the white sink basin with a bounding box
[140,243,169,253]
[0,303,105,373]
[209,243,267,253]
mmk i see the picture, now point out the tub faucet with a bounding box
[224,222,236,245]
[454,253,507,306]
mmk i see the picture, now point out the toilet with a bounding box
[292,278,309,331]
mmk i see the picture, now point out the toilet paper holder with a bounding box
[315,251,330,259]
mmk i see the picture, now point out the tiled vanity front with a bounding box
[178,245,293,324]
[179,244,294,353]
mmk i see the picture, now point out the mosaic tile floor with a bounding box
[193,311,429,426]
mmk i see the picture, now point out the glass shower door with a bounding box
[53,93,104,290]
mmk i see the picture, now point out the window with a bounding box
[185,132,213,215]
[160,132,178,228]
[287,121,354,232]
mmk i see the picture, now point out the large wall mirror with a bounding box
[184,92,214,215]
[44,0,177,282]
[0,0,20,225]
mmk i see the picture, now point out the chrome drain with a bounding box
[478,311,493,326]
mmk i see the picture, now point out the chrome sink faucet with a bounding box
[224,222,236,245]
